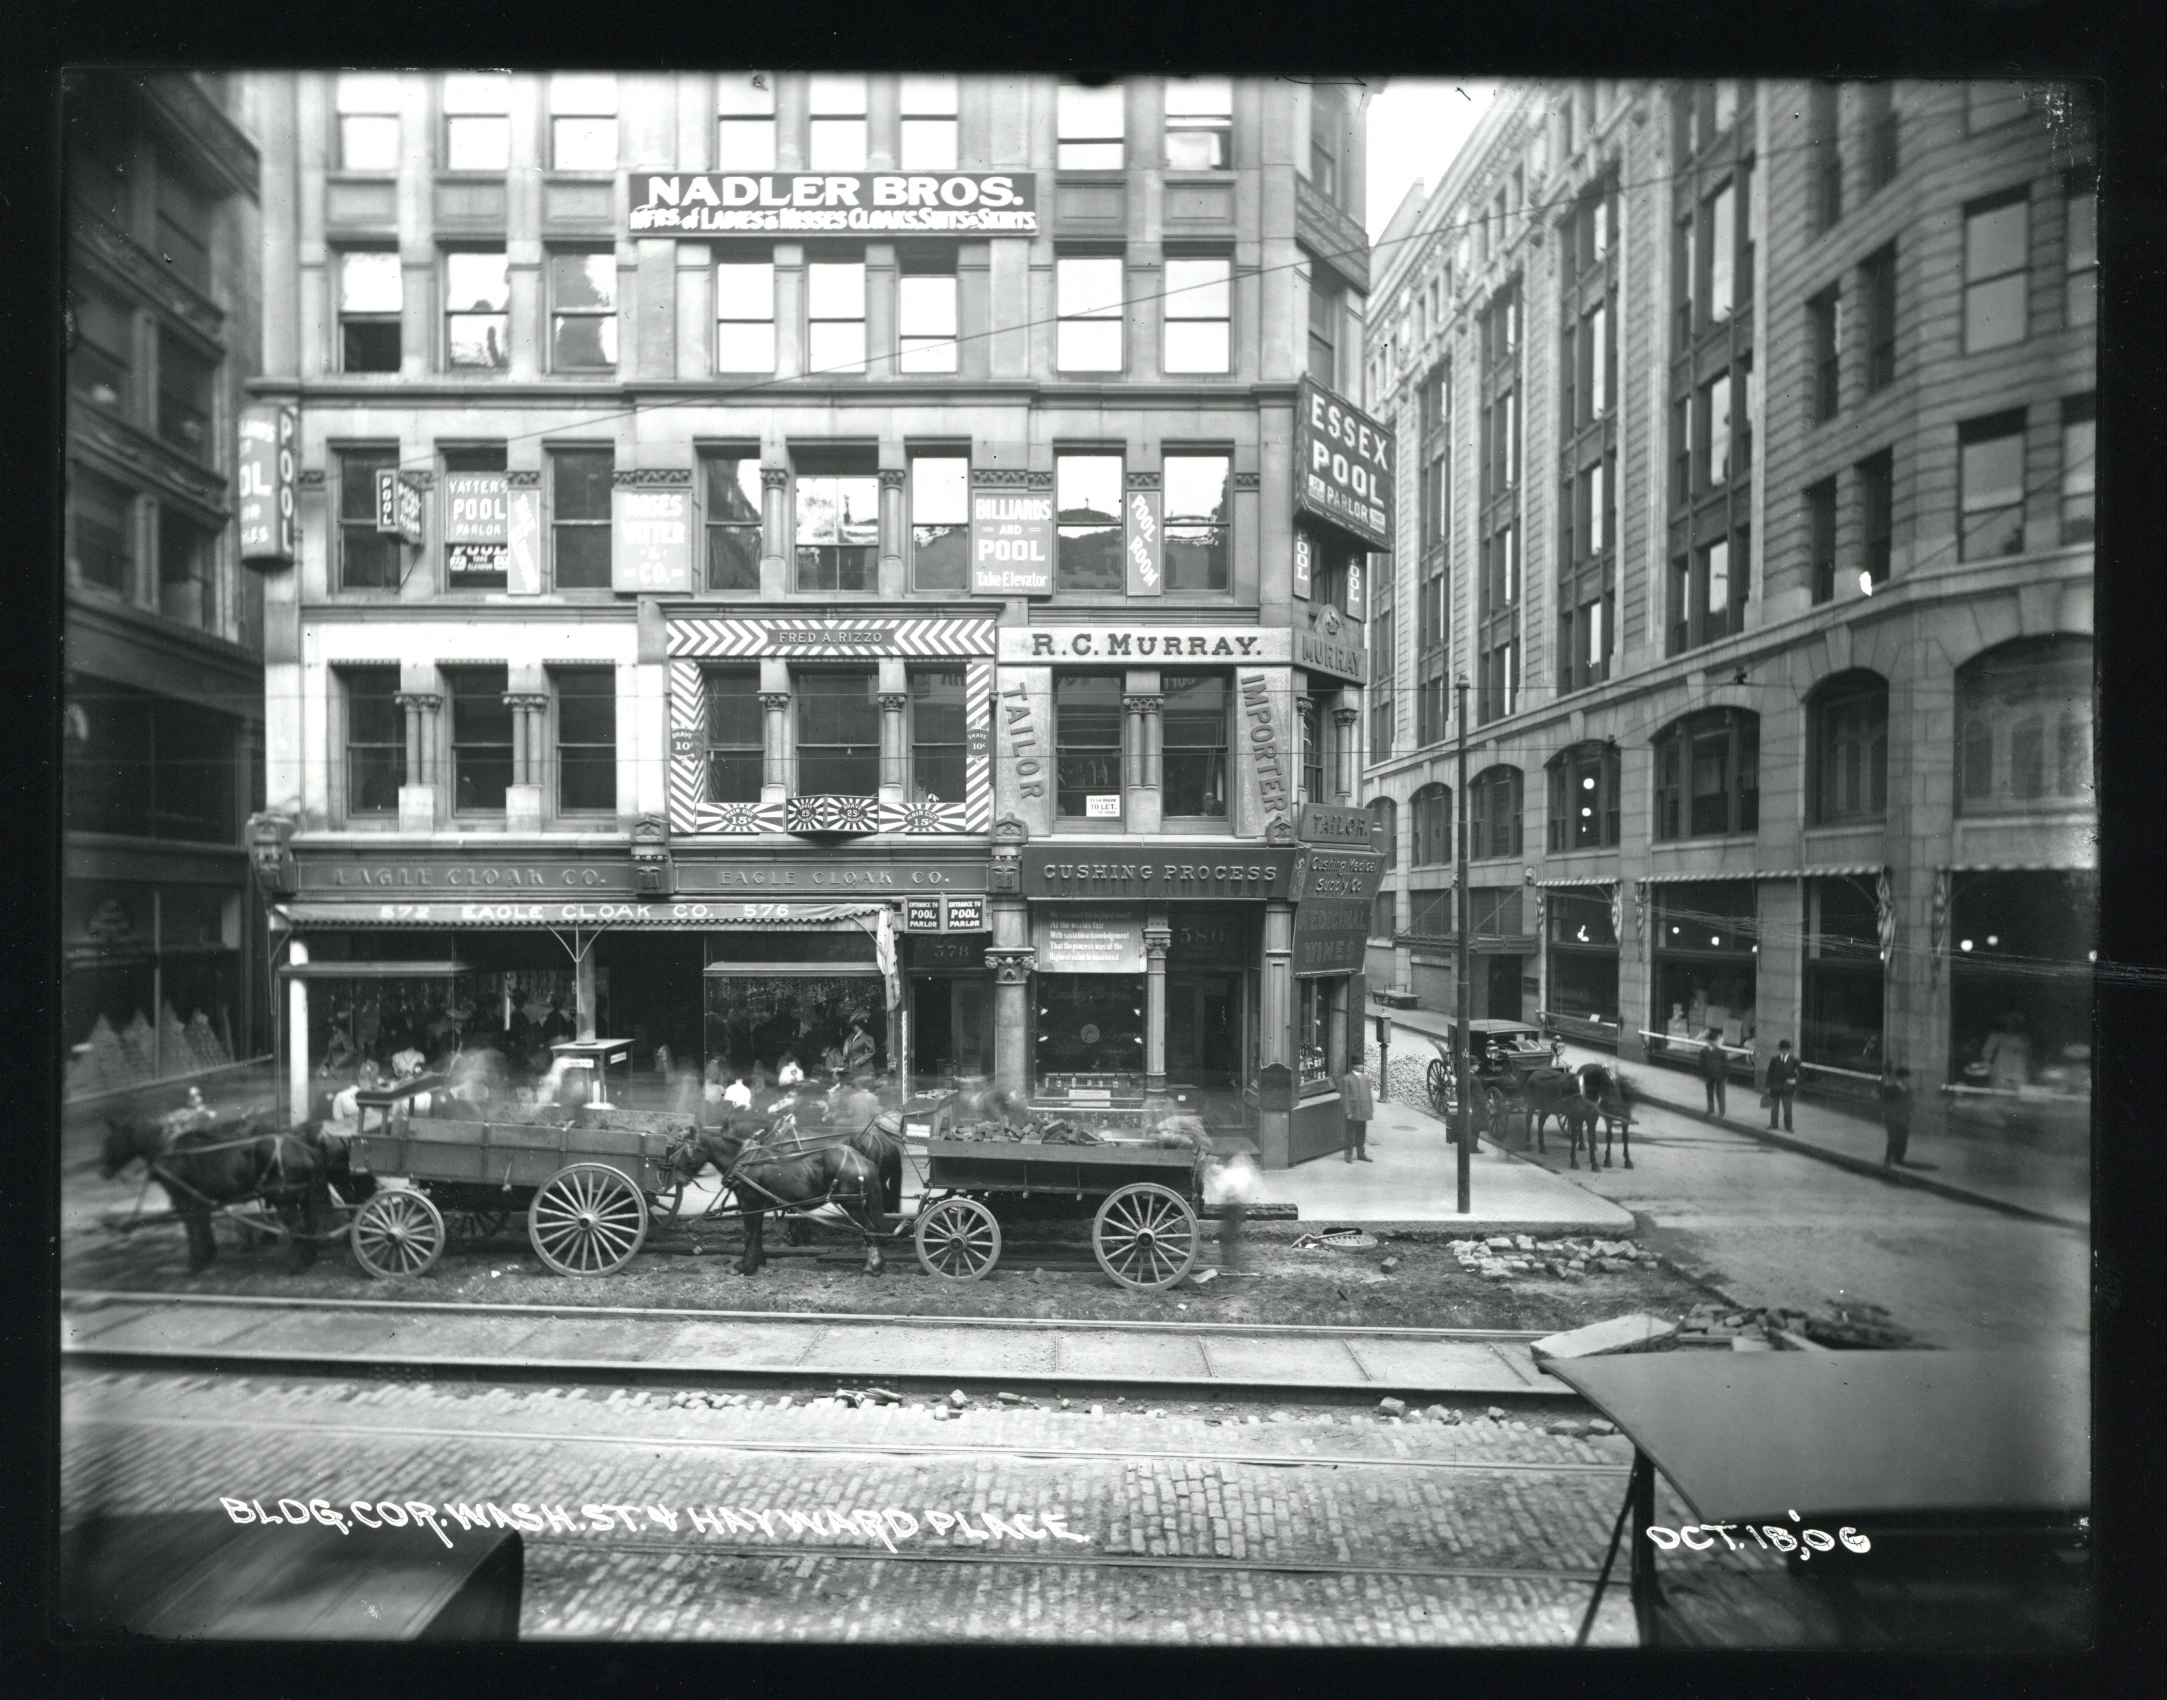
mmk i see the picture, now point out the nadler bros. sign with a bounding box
[632,173,1037,235]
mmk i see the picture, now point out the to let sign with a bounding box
[613,487,691,593]
[971,490,1054,596]
[237,404,297,566]
[1294,377,1394,551]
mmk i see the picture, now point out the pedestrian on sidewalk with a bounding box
[1878,1065,1913,1168]
[1698,1029,1729,1117]
[1764,1039,1802,1131]
[1339,1066,1375,1161]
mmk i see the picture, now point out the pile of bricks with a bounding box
[1449,1234,1658,1283]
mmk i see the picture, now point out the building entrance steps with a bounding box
[1365,1001,2089,1231]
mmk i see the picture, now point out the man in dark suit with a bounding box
[1764,1038,1802,1131]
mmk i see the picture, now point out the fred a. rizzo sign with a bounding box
[1294,377,1394,552]
[631,173,1038,236]
[237,404,298,568]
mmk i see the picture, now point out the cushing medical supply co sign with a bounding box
[631,173,1037,235]
[1294,377,1394,552]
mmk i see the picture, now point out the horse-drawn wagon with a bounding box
[1422,1018,1561,1127]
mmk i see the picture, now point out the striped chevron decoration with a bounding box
[963,656,993,833]
[666,615,996,658]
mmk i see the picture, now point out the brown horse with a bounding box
[1520,1065,1636,1170]
[665,1112,888,1276]
[101,1113,335,1272]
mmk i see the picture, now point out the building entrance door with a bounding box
[1485,955,1522,1022]
[1166,973,1237,1088]
[910,975,990,1085]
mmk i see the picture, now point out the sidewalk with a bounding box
[1368,1001,2089,1230]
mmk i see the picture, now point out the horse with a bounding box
[1565,1064,1636,1171]
[663,1112,888,1277]
[100,1112,335,1273]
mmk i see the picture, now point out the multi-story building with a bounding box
[249,72,1385,1166]
[1360,80,2095,1125]
[63,72,269,1131]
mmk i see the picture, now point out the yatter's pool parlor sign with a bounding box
[632,173,1037,235]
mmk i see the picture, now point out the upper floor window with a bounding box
[910,453,969,591]
[69,286,132,414]
[1807,285,1840,423]
[1161,674,1229,818]
[1861,243,1897,392]
[1307,269,1340,389]
[154,168,216,295]
[1057,254,1125,372]
[1957,635,2091,811]
[807,74,868,172]
[1861,82,1899,192]
[703,452,763,591]
[1810,81,1842,233]
[1055,453,1123,591]
[1546,742,1620,851]
[447,666,513,813]
[899,76,959,171]
[1467,767,1523,860]
[1162,256,1231,374]
[338,250,402,373]
[1369,599,1394,762]
[1859,447,1894,587]
[1653,708,1758,840]
[1958,411,2027,561]
[807,256,867,374]
[716,253,776,373]
[1163,455,1230,591]
[1310,86,1344,202]
[157,506,215,630]
[335,73,401,173]
[1058,83,1125,170]
[2062,394,2096,547]
[549,251,616,371]
[717,73,776,171]
[441,443,508,591]
[68,465,135,597]
[341,666,404,815]
[1165,77,1232,170]
[794,467,877,592]
[553,667,618,814]
[796,669,880,795]
[1964,188,2030,354]
[1369,795,1397,868]
[337,446,401,590]
[1965,83,2029,134]
[1667,531,1745,654]
[910,669,968,804]
[704,667,762,803]
[1705,178,1737,323]
[550,447,613,589]
[898,251,959,373]
[1054,672,1123,817]
[550,75,617,172]
[442,73,510,173]
[1809,672,1889,824]
[1411,782,1452,866]
[444,249,509,370]
[156,327,215,463]
[2065,167,2097,329]
[1806,476,1838,603]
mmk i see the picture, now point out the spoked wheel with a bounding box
[1092,1182,1198,1291]
[1484,1085,1512,1138]
[528,1162,648,1277]
[350,1188,446,1279]
[647,1181,686,1226]
[914,1196,1001,1282]
[445,1206,510,1245]
[1426,1059,1457,1119]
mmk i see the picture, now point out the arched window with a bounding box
[1411,783,1453,866]
[1808,671,1888,824]
[1367,796,1398,868]
[1467,765,1524,860]
[1652,708,1759,840]
[1956,636,2093,812]
[1546,742,1621,850]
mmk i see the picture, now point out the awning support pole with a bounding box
[1576,1450,1641,1646]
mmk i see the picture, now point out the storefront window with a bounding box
[1949,869,2095,1095]
[1652,881,1757,1050]
[63,879,245,1098]
[703,967,893,1121]
[1802,876,1883,1070]
[1545,889,1619,1024]
[1296,978,1335,1088]
[1036,974,1147,1077]
[1955,635,2093,813]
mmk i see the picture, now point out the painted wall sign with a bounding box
[297,857,638,894]
[667,614,996,659]
[997,674,1050,812]
[506,485,543,595]
[442,473,508,544]
[612,487,691,593]
[1297,802,1379,847]
[943,895,986,933]
[1236,670,1293,832]
[1021,847,1297,901]
[237,404,297,565]
[971,491,1054,596]
[447,544,507,582]
[904,896,944,932]
[1294,376,1395,551]
[631,173,1037,236]
[1124,488,1162,597]
[998,627,1290,663]
[674,859,988,894]
[1035,910,1147,974]
[1294,615,1366,684]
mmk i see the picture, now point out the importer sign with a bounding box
[1294,377,1394,551]
[631,174,1037,236]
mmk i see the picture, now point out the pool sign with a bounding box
[237,404,298,567]
[1294,376,1394,551]
[971,489,1054,596]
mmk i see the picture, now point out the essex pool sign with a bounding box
[631,173,1037,235]
[1294,377,1394,552]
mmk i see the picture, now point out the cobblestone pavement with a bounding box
[62,1368,1643,1646]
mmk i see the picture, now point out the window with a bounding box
[1959,412,2026,561]
[796,670,879,794]
[157,507,214,629]
[1704,373,1732,487]
[342,667,404,814]
[1862,82,1899,191]
[1369,600,1394,761]
[1162,674,1228,817]
[1309,86,1342,202]
[1861,244,1897,392]
[442,73,510,173]
[335,73,401,173]
[703,453,763,591]
[910,454,969,590]
[2065,167,2097,329]
[1810,674,1888,823]
[69,465,134,596]
[338,251,402,373]
[555,668,617,813]
[1966,83,2028,133]
[69,286,132,414]
[444,250,508,370]
[1956,636,2092,812]
[64,677,236,842]
[1653,709,1758,840]
[1408,889,1453,938]
[1859,449,1893,585]
[2062,395,2095,546]
[338,447,401,589]
[807,75,868,171]
[549,74,616,171]
[806,257,867,374]
[1469,888,1523,938]
[448,667,513,813]
[1308,270,1340,388]
[899,253,959,373]
[155,170,214,293]
[1055,454,1123,591]
[549,251,616,371]
[1163,256,1231,374]
[1546,743,1620,851]
[717,73,776,171]
[1714,79,1739,135]
[1706,179,1736,324]
[1806,477,1838,603]
[1810,82,1842,233]
[1055,673,1123,817]
[910,670,967,804]
[1057,255,1124,372]
[1417,673,1446,748]
[704,668,762,803]
[1372,890,1397,939]
[1057,83,1125,170]
[1964,189,2030,354]
[1298,697,1324,805]
[1411,784,1452,866]
[1369,796,1397,868]
[794,472,878,592]
[715,254,776,373]
[1673,211,1696,341]
[1467,767,1522,860]
[1163,455,1230,591]
[1478,639,1516,726]
[156,328,215,462]
[1165,77,1232,170]
[551,448,613,589]
[900,76,959,171]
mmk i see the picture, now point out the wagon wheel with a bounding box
[528,1162,649,1277]
[1426,1058,1457,1118]
[1484,1083,1512,1133]
[914,1196,1002,1282]
[1092,1183,1198,1291]
[445,1206,510,1245]
[350,1188,446,1279]
[646,1181,686,1226]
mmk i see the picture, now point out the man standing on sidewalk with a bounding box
[1764,1039,1802,1131]
[1878,1065,1913,1168]
[1697,1029,1729,1117]
[1339,1065,1375,1161]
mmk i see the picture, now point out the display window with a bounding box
[1036,974,1146,1079]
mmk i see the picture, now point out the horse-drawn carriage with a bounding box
[1418,1021,1638,1170]
[1422,1018,1562,1126]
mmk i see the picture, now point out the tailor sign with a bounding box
[1297,802,1380,848]
[630,173,1038,236]
[236,404,297,566]
[1294,376,1394,551]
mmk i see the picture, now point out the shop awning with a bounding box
[1748,865,1883,881]
[274,900,891,931]
[1539,875,1617,889]
[1633,871,1761,885]
[1946,860,2097,874]
[277,960,470,978]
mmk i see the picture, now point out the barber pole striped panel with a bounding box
[665,615,997,658]
[963,657,993,832]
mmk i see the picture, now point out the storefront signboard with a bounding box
[666,613,997,658]
[1124,486,1162,597]
[942,895,986,933]
[1022,847,1297,900]
[1036,909,1147,974]
[904,896,944,932]
[505,484,543,594]
[285,899,887,928]
[971,490,1055,596]
[613,486,691,592]
[1288,848,1387,976]
[297,857,638,894]
[1294,376,1394,551]
[676,858,987,894]
[237,404,297,566]
[1235,669,1295,835]
[1297,803,1379,848]
[999,627,1290,662]
[631,173,1038,236]
[1291,529,1312,600]
[905,933,986,968]
[442,473,508,544]
[1294,606,1366,684]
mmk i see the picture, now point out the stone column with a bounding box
[878,466,907,597]
[1260,900,1296,1168]
[1333,705,1359,802]
[395,690,440,832]
[504,691,549,832]
[760,691,793,800]
[575,941,598,1041]
[1296,696,1319,804]
[986,936,1035,1100]
[760,465,790,598]
[1123,692,1162,831]
[1144,912,1171,1094]
[286,937,310,1126]
[879,691,910,806]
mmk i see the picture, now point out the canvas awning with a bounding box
[1539,875,1618,889]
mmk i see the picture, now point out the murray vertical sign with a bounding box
[237,404,298,567]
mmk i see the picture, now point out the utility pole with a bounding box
[1455,673,1472,1214]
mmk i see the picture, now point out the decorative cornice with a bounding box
[1232,471,1261,491]
[614,468,693,487]
[1125,471,1161,491]
[1025,469,1055,490]
[971,468,1029,488]
[1122,694,1163,716]
[501,693,551,712]
[506,469,542,489]
[393,692,442,713]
